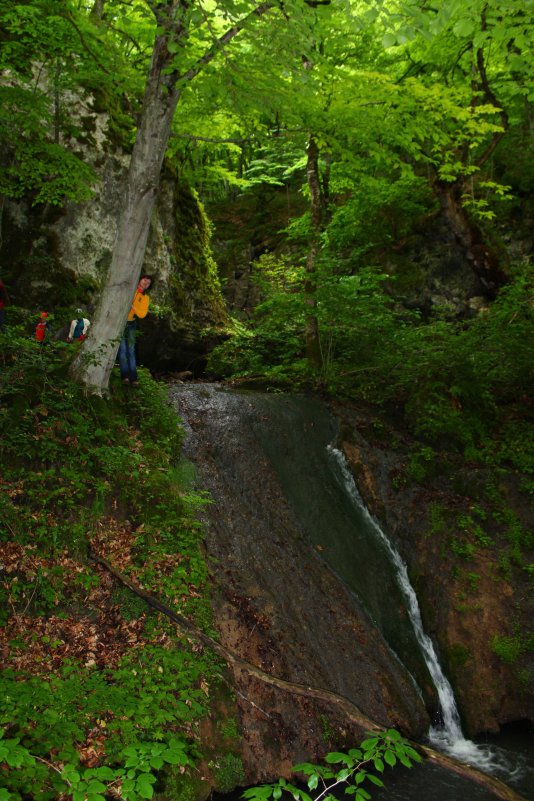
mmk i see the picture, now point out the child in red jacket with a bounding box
[35,312,51,343]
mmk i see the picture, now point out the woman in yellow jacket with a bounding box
[119,275,153,385]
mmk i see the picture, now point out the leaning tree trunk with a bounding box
[69,36,181,395]
[434,179,507,298]
[70,0,275,395]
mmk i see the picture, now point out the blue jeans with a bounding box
[119,321,138,382]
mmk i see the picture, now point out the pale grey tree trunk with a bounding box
[70,35,181,394]
[70,1,275,395]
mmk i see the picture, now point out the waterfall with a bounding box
[327,445,506,771]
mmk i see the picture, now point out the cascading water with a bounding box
[326,444,515,773]
[171,385,531,796]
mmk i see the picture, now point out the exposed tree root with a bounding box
[88,549,527,801]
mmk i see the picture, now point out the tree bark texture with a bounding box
[70,32,181,394]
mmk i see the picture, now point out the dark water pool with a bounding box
[213,722,534,801]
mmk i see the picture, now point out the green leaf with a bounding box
[382,32,397,48]
[91,766,117,781]
[324,752,349,764]
[242,789,274,800]
[293,763,316,775]
[361,737,379,751]
[453,18,475,37]
[367,775,384,787]
[136,773,156,799]
[86,780,107,793]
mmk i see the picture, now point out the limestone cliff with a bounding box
[0,103,228,372]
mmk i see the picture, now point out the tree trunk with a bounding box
[70,33,181,394]
[433,36,508,298]
[90,0,105,19]
[434,180,507,298]
[70,1,276,395]
[305,134,323,369]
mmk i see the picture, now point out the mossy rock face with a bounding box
[1,201,99,313]
[1,140,229,372]
[136,176,230,373]
[155,766,212,801]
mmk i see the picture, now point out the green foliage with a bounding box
[218,716,241,741]
[0,2,97,206]
[325,172,433,269]
[211,753,246,793]
[207,302,306,381]
[214,262,534,476]
[0,601,212,796]
[0,326,192,555]
[0,726,191,801]
[0,320,219,800]
[448,643,471,670]
[490,635,522,665]
[0,87,96,205]
[242,730,421,801]
[406,446,438,483]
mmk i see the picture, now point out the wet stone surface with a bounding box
[169,383,429,783]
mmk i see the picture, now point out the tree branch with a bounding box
[179,1,275,84]
[473,45,508,169]
[58,12,112,75]
[88,549,528,801]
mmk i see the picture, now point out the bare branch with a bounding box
[179,2,275,84]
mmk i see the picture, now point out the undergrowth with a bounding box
[207,263,534,485]
[0,323,220,800]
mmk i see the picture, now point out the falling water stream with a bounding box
[171,384,534,801]
[327,445,496,768]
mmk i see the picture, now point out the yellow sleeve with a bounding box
[130,291,150,320]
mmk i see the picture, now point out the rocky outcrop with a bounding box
[169,384,429,789]
[162,382,534,798]
[0,103,228,372]
[334,400,534,736]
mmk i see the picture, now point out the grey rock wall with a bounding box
[1,113,229,372]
